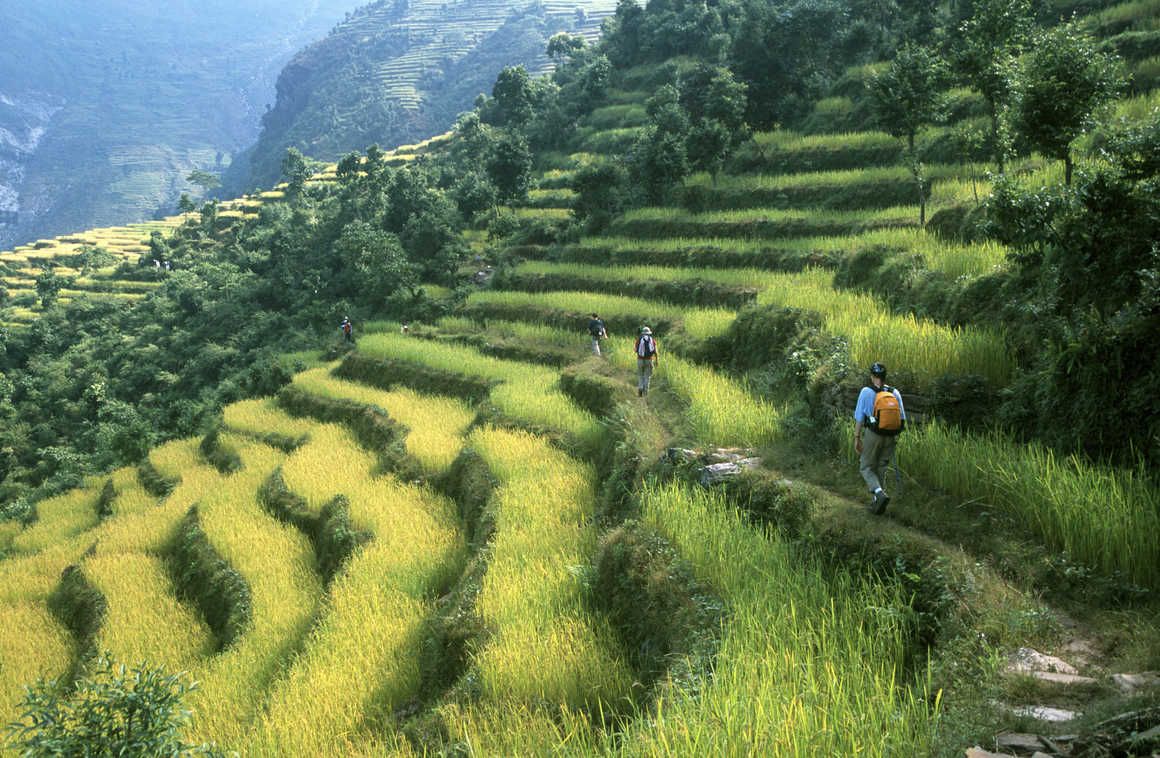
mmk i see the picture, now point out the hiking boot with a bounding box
[872,490,890,515]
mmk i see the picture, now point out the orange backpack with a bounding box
[870,386,904,436]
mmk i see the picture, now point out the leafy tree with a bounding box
[631,85,691,203]
[186,170,221,193]
[601,0,646,68]
[453,172,499,221]
[729,0,852,130]
[546,32,586,62]
[280,147,312,196]
[333,220,419,298]
[486,134,533,202]
[335,151,363,186]
[679,65,750,180]
[8,654,226,757]
[572,161,630,231]
[1016,23,1123,185]
[34,264,64,309]
[870,43,947,223]
[177,194,197,213]
[983,112,1160,463]
[489,66,535,128]
[953,0,1032,171]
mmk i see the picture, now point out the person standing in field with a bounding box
[853,362,905,514]
[635,326,658,397]
[341,316,354,343]
[586,313,607,356]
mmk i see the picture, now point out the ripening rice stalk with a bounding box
[85,553,216,670]
[437,701,611,756]
[245,478,463,756]
[280,422,377,513]
[463,427,632,719]
[289,367,473,475]
[357,334,603,449]
[609,343,780,446]
[617,204,917,226]
[755,268,1013,387]
[901,421,1160,588]
[684,163,966,192]
[0,603,74,733]
[96,440,220,556]
[184,439,323,748]
[244,422,464,756]
[619,480,937,757]
[10,484,103,554]
[108,465,161,517]
[0,540,89,605]
[1115,85,1160,118]
[223,397,321,441]
[750,129,897,152]
[467,288,673,321]
[0,521,19,554]
[467,289,734,338]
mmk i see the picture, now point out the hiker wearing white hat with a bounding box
[634,326,658,397]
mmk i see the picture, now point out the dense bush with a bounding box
[8,655,226,758]
[592,522,723,690]
[167,506,252,650]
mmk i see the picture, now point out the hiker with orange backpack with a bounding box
[853,362,905,514]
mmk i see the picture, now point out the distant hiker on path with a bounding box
[586,313,607,356]
[635,326,658,397]
[853,362,905,514]
[341,316,354,344]
[401,321,410,335]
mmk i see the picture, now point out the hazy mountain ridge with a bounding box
[0,0,369,250]
[234,0,615,192]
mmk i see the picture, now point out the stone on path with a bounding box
[995,733,1048,754]
[1005,648,1078,676]
[966,748,1016,758]
[1111,671,1160,693]
[698,458,761,486]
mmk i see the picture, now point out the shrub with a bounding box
[167,506,252,650]
[592,522,723,690]
[8,654,226,758]
[47,565,107,674]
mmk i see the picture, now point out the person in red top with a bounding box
[634,326,658,397]
[341,316,353,343]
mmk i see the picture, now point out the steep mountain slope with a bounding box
[233,0,615,192]
[0,0,368,251]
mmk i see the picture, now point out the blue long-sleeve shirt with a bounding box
[854,385,906,425]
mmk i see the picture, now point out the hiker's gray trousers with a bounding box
[637,358,654,393]
[859,429,897,494]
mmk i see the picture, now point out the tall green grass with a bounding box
[609,339,781,446]
[356,333,605,451]
[901,421,1160,588]
[754,268,1014,387]
[617,480,937,756]
[433,427,631,753]
[465,289,736,339]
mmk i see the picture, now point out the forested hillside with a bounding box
[2,0,1160,755]
[0,0,372,251]
[232,0,617,193]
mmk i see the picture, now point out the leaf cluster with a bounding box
[7,654,226,758]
